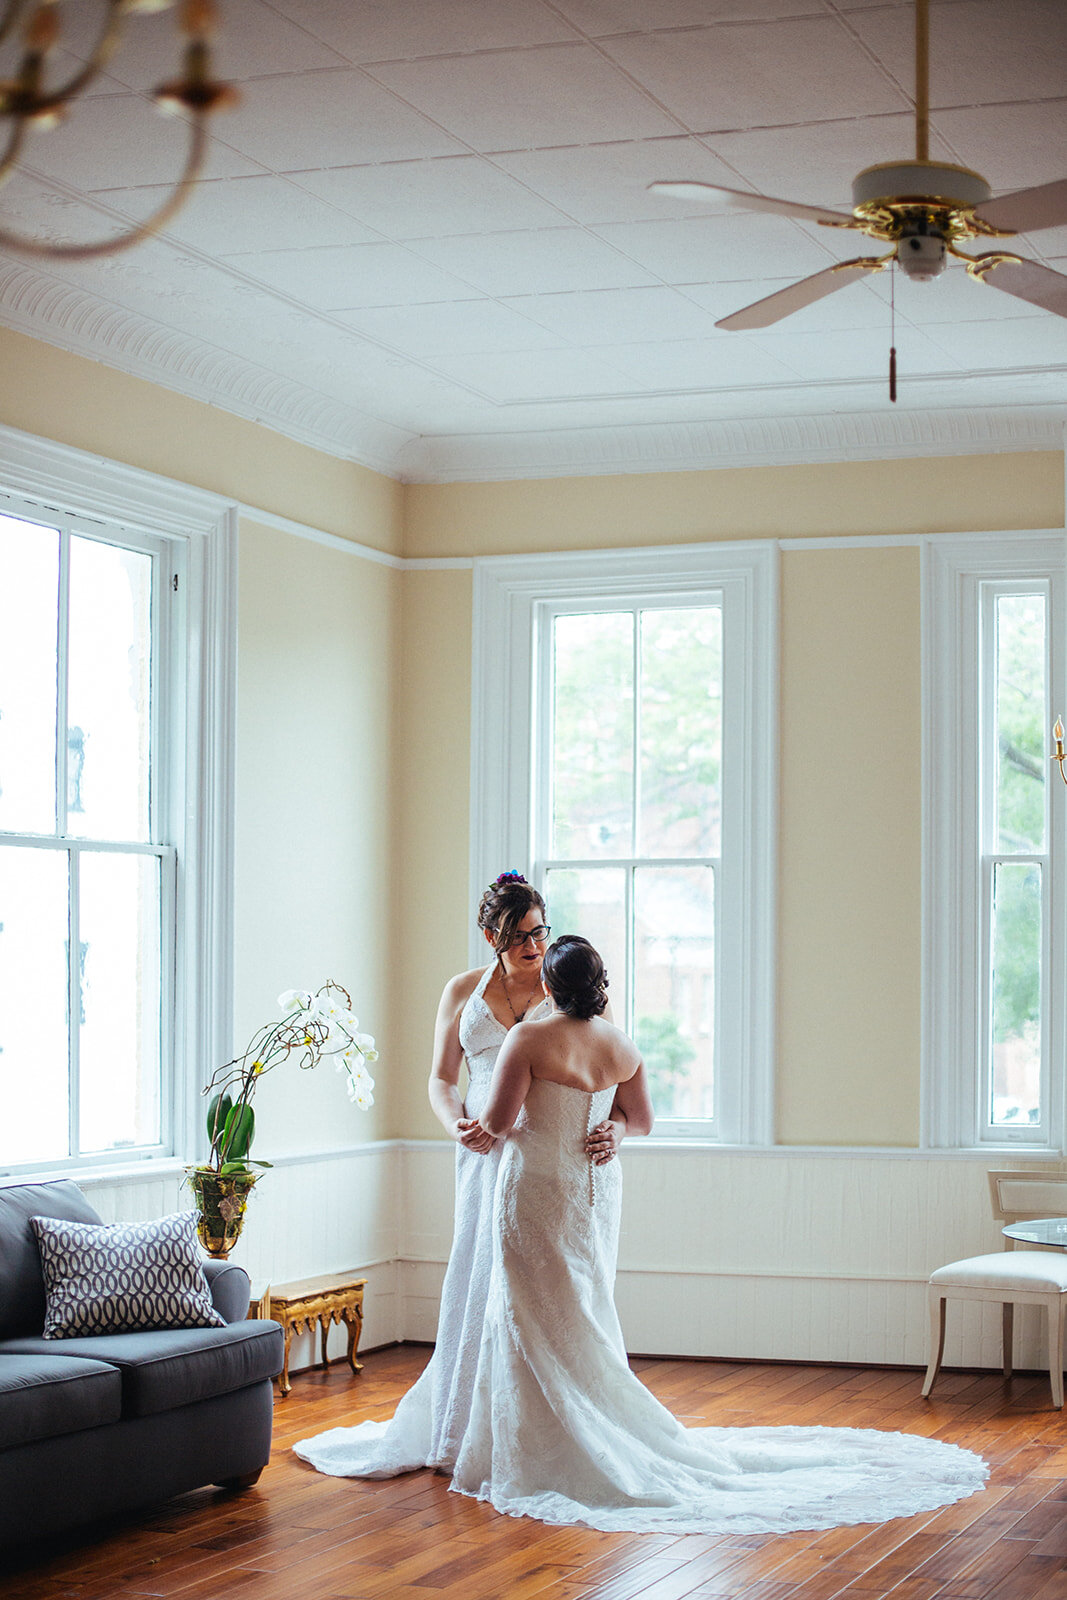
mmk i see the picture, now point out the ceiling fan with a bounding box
[649,0,1067,336]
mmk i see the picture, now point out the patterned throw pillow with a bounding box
[30,1211,227,1339]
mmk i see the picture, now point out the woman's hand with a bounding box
[585,1118,622,1165]
[455,1117,496,1154]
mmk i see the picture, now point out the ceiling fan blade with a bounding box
[648,181,853,227]
[715,263,878,331]
[980,259,1067,319]
[975,178,1067,235]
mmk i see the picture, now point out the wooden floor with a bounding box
[5,1346,1067,1600]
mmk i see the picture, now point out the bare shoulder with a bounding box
[599,1017,642,1078]
[439,965,485,1014]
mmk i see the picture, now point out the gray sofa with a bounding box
[0,1179,284,1550]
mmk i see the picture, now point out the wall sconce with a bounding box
[0,0,236,259]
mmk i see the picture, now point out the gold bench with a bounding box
[253,1272,366,1398]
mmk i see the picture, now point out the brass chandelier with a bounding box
[0,0,236,259]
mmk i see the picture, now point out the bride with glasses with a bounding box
[295,874,645,1479]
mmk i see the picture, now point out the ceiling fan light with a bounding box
[852,160,991,211]
[897,231,947,281]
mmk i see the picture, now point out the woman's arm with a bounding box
[427,973,495,1153]
[477,1026,533,1140]
[612,1060,655,1136]
[586,1097,628,1166]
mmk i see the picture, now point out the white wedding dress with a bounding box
[450,1078,988,1535]
[294,965,549,1478]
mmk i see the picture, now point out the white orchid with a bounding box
[277,987,315,1014]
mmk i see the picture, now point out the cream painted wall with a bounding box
[0,326,404,555]
[393,568,473,1140]
[236,517,397,1152]
[777,547,921,1145]
[403,452,1064,560]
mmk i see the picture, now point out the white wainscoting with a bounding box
[67,1140,1059,1377]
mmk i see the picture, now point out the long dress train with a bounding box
[450,1078,988,1534]
[294,965,548,1477]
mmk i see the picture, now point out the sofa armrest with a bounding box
[202,1260,252,1324]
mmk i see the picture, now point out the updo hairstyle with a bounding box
[541,936,609,1020]
[477,872,547,956]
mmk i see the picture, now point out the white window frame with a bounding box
[0,424,237,1177]
[923,531,1066,1152]
[471,543,777,1146]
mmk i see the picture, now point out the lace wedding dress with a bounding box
[450,1078,988,1534]
[294,965,549,1478]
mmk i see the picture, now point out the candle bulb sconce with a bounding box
[1053,718,1067,787]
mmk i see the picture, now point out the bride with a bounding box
[449,936,988,1535]
[294,878,632,1478]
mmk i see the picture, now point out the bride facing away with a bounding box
[293,877,633,1479]
[450,936,988,1536]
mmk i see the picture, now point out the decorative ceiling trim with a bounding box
[399,408,1067,484]
[0,263,413,478]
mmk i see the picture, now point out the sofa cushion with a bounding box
[31,1211,226,1338]
[0,1354,121,1449]
[0,1181,102,1339]
[0,1320,283,1419]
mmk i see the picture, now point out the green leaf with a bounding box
[219,1160,253,1175]
[206,1093,232,1149]
[221,1102,255,1162]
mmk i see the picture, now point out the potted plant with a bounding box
[187,981,377,1257]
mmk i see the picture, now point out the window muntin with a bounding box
[0,506,174,1171]
[537,601,723,1128]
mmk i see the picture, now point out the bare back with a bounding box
[519,1011,641,1094]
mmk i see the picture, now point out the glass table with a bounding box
[1003,1217,1067,1248]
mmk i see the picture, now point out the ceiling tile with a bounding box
[751,324,963,382]
[605,334,798,386]
[493,138,745,225]
[410,228,659,296]
[19,96,264,190]
[591,213,835,285]
[846,0,1067,107]
[919,314,1067,368]
[96,175,383,253]
[229,241,479,308]
[365,44,679,150]
[502,285,721,344]
[335,298,567,356]
[267,0,578,61]
[425,345,637,401]
[217,70,467,171]
[599,18,910,132]
[554,0,825,31]
[291,155,567,238]
[933,102,1067,192]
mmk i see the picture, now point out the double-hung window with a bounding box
[0,439,235,1178]
[472,544,776,1144]
[925,533,1065,1149]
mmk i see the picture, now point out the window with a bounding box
[924,534,1065,1150]
[0,435,236,1178]
[472,545,776,1143]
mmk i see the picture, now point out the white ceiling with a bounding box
[1,0,1065,482]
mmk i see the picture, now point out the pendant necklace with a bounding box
[498,961,537,1023]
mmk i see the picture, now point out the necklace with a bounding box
[497,961,540,1024]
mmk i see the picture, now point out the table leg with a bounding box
[345,1305,364,1375]
[319,1314,330,1369]
[279,1322,293,1398]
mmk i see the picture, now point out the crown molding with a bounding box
[400,407,1067,484]
[0,262,413,479]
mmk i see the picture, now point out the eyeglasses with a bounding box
[509,925,551,948]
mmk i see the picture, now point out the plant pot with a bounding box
[186,1169,258,1259]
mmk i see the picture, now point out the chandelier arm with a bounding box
[0,110,27,186]
[0,113,207,258]
[15,0,131,119]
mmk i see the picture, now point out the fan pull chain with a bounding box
[889,262,898,403]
